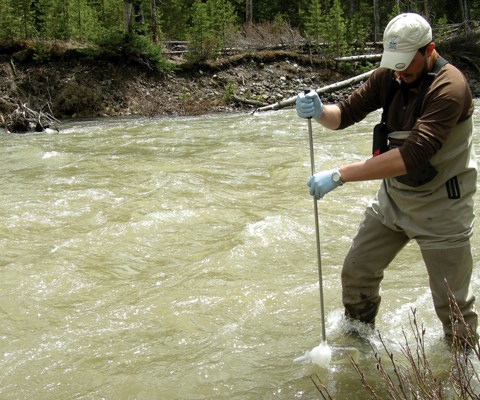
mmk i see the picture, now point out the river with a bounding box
[0,101,479,399]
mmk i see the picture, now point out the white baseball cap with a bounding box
[380,13,432,71]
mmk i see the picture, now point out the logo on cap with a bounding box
[389,36,398,50]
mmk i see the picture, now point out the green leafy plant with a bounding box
[223,81,235,103]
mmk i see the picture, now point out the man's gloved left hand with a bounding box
[296,91,323,119]
[307,169,342,200]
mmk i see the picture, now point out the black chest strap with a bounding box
[381,55,449,124]
[413,55,449,118]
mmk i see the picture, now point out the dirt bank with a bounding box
[0,51,354,119]
[0,48,479,121]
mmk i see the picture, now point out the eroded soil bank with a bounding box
[0,47,479,121]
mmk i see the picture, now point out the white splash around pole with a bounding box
[293,342,332,367]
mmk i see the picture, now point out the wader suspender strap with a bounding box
[413,55,449,118]
[372,80,400,156]
[380,78,399,125]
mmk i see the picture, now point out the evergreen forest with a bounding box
[0,0,479,67]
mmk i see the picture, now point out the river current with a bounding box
[0,101,479,399]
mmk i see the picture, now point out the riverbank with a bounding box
[0,44,479,121]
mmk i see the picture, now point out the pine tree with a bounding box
[187,0,238,61]
[303,0,323,46]
[188,0,214,60]
[207,0,237,47]
[347,0,371,53]
[160,0,193,40]
[97,0,124,32]
[0,0,20,40]
[17,0,36,39]
[69,0,101,41]
[322,0,349,57]
[36,0,72,40]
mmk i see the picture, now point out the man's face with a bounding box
[395,47,431,86]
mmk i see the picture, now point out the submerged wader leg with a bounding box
[342,211,409,326]
[421,244,478,340]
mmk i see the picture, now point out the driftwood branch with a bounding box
[2,102,60,133]
[9,58,17,76]
[231,95,267,107]
[254,69,375,112]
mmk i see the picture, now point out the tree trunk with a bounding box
[349,0,358,18]
[133,1,144,26]
[424,0,429,20]
[246,0,253,25]
[373,0,380,43]
[458,0,470,27]
[151,0,159,42]
[124,0,144,33]
[124,0,133,32]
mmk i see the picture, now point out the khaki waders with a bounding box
[342,209,478,338]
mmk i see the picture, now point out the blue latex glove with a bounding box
[296,90,323,119]
[307,169,342,200]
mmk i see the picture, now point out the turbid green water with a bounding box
[0,102,479,399]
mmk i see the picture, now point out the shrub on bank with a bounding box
[313,296,480,399]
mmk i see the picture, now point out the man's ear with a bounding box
[426,42,436,56]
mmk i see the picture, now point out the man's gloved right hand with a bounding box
[296,91,323,119]
[307,169,342,200]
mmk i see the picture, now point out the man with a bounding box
[296,13,477,342]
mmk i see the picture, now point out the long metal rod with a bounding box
[307,117,327,343]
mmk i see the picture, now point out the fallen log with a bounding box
[254,69,375,113]
[334,54,382,62]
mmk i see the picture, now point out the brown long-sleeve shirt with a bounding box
[337,63,474,173]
